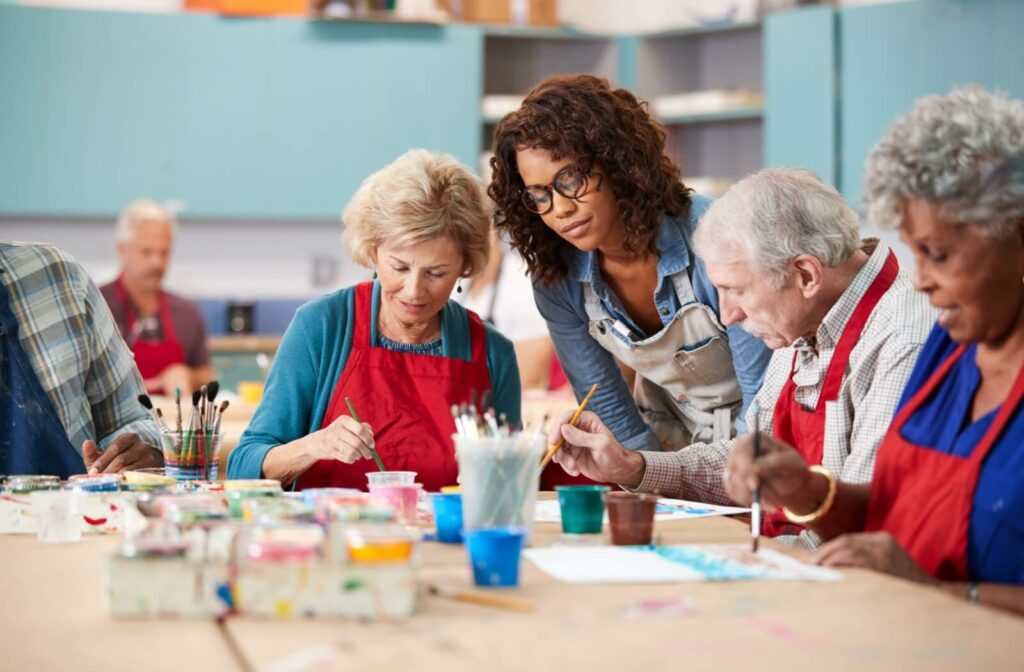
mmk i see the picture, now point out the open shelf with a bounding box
[657,106,763,125]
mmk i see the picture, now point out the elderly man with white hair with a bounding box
[100,199,212,396]
[548,168,937,547]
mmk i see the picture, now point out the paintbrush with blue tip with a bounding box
[751,401,762,553]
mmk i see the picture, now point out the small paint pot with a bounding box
[464,527,526,588]
[4,475,61,494]
[344,525,419,564]
[366,471,418,487]
[555,485,609,535]
[67,474,122,493]
[605,492,658,546]
[367,483,423,525]
[431,493,464,544]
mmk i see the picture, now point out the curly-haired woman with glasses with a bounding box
[489,75,771,485]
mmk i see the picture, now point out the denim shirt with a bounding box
[533,195,772,452]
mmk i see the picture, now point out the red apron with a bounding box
[865,343,1024,581]
[297,282,493,493]
[115,275,186,395]
[765,251,899,537]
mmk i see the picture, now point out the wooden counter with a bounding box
[0,534,239,672]
[1,509,1021,671]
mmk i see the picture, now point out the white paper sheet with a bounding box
[523,544,842,583]
[533,498,749,524]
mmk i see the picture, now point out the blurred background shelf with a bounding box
[657,106,763,125]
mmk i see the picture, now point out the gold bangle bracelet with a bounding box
[782,465,837,525]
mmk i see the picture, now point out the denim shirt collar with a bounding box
[564,213,693,295]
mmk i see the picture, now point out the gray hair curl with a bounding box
[863,85,1024,237]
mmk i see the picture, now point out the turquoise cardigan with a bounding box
[227,282,521,480]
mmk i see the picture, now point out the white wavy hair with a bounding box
[863,85,1024,237]
[693,167,860,288]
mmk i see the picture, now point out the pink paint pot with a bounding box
[367,483,423,525]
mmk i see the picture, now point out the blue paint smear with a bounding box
[650,546,767,581]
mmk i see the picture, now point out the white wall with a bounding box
[16,0,181,11]
[0,218,368,299]
[557,0,912,34]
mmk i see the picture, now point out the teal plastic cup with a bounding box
[555,485,609,534]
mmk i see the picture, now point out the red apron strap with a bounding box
[114,274,138,338]
[156,290,180,344]
[969,352,1024,466]
[352,282,374,350]
[890,343,969,429]
[466,308,488,366]
[817,251,899,407]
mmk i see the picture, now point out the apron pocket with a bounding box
[672,336,741,398]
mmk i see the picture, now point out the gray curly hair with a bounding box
[863,85,1024,237]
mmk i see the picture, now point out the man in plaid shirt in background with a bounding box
[0,241,161,478]
[547,169,938,548]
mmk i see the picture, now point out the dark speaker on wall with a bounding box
[227,301,254,334]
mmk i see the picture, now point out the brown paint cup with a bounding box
[605,492,658,546]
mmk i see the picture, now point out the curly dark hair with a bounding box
[488,74,691,284]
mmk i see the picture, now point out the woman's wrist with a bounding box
[784,469,832,517]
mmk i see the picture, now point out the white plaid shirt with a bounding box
[631,240,938,548]
[0,242,160,456]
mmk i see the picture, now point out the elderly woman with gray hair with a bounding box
[546,165,936,548]
[724,86,1024,615]
[227,150,520,492]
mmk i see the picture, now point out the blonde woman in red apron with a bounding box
[722,88,1024,615]
[227,151,522,492]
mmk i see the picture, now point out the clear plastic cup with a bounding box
[455,435,544,539]
[159,429,221,481]
[31,490,84,543]
[366,471,418,487]
[367,483,423,525]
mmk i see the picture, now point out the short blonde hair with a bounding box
[343,150,493,277]
[116,199,177,242]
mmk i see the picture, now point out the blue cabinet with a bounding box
[764,6,837,186]
[839,0,1024,205]
[0,7,482,218]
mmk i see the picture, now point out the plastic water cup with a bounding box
[605,492,658,545]
[31,490,84,543]
[455,435,543,538]
[366,471,418,487]
[431,493,464,544]
[465,527,526,587]
[367,483,423,525]
[556,485,609,534]
[159,429,221,481]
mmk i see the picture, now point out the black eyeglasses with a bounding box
[520,165,604,215]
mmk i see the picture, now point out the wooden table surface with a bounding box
[2,505,1022,672]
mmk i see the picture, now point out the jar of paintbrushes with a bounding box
[453,402,544,539]
[141,382,229,482]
